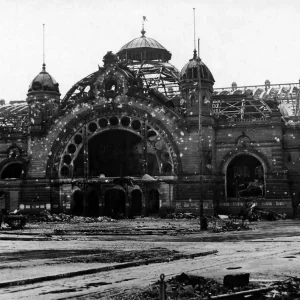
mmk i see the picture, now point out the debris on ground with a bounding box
[264,276,300,299]
[239,201,287,221]
[112,273,300,299]
[1,209,27,229]
[34,210,117,223]
[161,212,198,219]
[205,214,251,233]
[202,201,288,233]
[112,272,261,299]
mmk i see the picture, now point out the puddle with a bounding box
[86,282,111,287]
[115,278,136,283]
[39,288,78,294]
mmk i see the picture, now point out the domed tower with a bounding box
[117,23,180,101]
[179,49,215,116]
[118,25,171,62]
[180,46,216,182]
[26,62,60,134]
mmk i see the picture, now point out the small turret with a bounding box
[26,25,60,135]
[26,64,60,134]
[179,50,214,115]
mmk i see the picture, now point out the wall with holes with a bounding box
[43,99,186,179]
[283,123,300,214]
[58,114,176,178]
[214,116,294,214]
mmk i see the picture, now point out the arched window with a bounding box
[1,163,23,179]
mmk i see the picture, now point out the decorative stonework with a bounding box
[46,104,183,178]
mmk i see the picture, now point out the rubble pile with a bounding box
[161,212,198,219]
[32,210,117,223]
[205,214,251,233]
[113,273,260,300]
[240,201,287,221]
[264,276,300,299]
[113,274,300,299]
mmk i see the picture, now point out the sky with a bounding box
[0,0,300,101]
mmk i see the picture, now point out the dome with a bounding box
[118,30,172,62]
[28,64,60,94]
[180,51,215,83]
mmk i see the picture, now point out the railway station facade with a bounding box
[0,27,299,217]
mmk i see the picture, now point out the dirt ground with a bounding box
[1,218,300,299]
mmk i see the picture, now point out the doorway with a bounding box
[148,189,160,214]
[104,188,126,217]
[130,190,142,216]
[72,190,84,215]
[226,154,264,198]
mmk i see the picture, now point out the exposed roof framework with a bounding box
[211,97,272,122]
[61,72,97,106]
[126,61,181,99]
[0,103,29,134]
[213,82,300,121]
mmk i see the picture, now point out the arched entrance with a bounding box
[148,189,160,214]
[1,163,23,179]
[53,111,183,179]
[72,190,84,215]
[86,190,99,217]
[104,187,126,217]
[226,154,264,198]
[130,189,142,216]
[88,130,149,177]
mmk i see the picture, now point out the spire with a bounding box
[193,8,197,59]
[42,23,46,71]
[141,16,147,37]
[193,49,197,59]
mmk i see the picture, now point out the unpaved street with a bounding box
[1,219,300,299]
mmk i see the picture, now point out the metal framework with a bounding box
[211,97,272,122]
[126,61,180,98]
[213,82,300,121]
[61,72,97,105]
[61,61,181,108]
[0,103,29,134]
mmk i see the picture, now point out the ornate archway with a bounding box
[46,105,182,179]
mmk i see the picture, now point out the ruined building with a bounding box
[0,26,300,217]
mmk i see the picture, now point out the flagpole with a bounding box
[196,39,207,229]
[42,24,46,71]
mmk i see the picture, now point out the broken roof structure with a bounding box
[0,20,299,219]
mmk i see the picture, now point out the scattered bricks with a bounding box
[223,273,250,288]
[179,285,194,297]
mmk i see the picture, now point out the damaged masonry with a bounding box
[2,6,300,300]
[0,22,300,220]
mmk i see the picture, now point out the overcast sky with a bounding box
[0,0,300,101]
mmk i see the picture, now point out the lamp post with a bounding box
[197,50,207,230]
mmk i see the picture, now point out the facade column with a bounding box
[83,118,89,216]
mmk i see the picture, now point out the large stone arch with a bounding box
[220,148,270,175]
[46,104,183,178]
[220,148,270,198]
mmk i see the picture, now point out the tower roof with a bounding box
[118,30,172,62]
[28,64,60,95]
[180,51,215,83]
